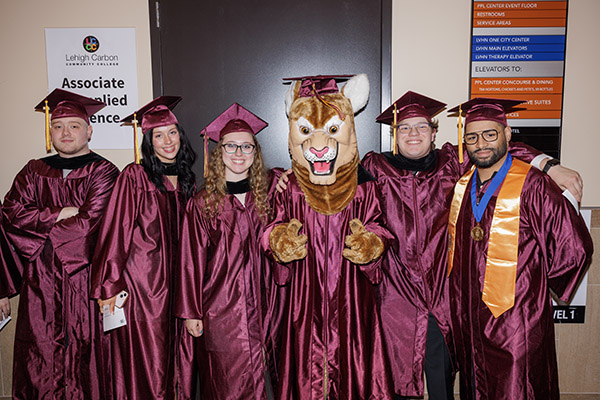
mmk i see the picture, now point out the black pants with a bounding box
[395,313,454,400]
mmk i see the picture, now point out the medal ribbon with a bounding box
[471,153,513,224]
[448,155,531,318]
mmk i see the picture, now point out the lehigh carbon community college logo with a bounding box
[83,36,99,53]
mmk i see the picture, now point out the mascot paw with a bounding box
[270,218,308,263]
[342,218,384,265]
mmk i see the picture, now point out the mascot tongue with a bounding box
[285,73,370,215]
[293,154,359,215]
[313,161,331,173]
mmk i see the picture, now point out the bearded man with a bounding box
[446,98,593,399]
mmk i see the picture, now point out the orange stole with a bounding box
[448,159,531,317]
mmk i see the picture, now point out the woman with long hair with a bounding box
[175,103,277,399]
[91,96,196,399]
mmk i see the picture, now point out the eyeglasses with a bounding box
[396,123,432,134]
[464,129,499,145]
[222,142,256,154]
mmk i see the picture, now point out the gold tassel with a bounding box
[133,113,140,164]
[392,103,398,155]
[45,100,51,153]
[458,105,463,164]
[203,132,209,178]
[311,83,345,121]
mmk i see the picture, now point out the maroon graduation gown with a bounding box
[2,154,118,400]
[0,206,22,298]
[90,163,188,399]
[448,168,593,400]
[175,190,276,400]
[361,142,542,397]
[262,171,394,400]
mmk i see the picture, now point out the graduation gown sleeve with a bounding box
[0,208,22,298]
[3,159,118,275]
[174,196,210,320]
[90,166,140,299]
[2,161,63,260]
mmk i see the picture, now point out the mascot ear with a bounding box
[285,81,302,117]
[342,74,370,114]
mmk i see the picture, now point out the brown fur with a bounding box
[342,218,384,264]
[288,90,358,212]
[292,153,359,215]
[269,218,308,263]
[288,93,354,128]
[273,75,381,265]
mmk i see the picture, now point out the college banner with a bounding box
[45,28,139,149]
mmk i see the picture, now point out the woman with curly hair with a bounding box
[90,96,196,399]
[175,103,277,399]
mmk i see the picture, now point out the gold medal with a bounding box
[471,224,484,241]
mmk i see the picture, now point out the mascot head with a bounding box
[284,74,370,214]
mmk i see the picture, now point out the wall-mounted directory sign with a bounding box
[470,1,588,324]
[470,0,567,158]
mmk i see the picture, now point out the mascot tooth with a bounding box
[262,74,394,398]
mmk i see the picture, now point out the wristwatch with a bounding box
[542,158,560,173]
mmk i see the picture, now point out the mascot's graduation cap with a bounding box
[283,75,354,97]
[200,103,268,177]
[448,97,526,163]
[283,75,356,120]
[34,88,106,153]
[121,96,182,164]
[376,91,446,155]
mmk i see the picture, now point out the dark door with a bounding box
[149,0,391,178]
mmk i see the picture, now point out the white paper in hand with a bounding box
[0,314,11,332]
[103,304,127,332]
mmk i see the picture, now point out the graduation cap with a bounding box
[283,75,353,97]
[376,91,446,155]
[200,103,268,177]
[121,96,182,164]
[34,88,106,153]
[448,97,526,126]
[448,98,526,163]
[283,75,355,120]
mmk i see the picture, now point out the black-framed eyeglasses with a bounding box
[396,122,432,134]
[464,129,499,145]
[222,142,256,154]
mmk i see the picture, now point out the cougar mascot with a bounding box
[263,74,393,399]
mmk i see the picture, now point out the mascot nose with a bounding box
[309,147,329,158]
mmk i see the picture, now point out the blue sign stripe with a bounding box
[472,52,565,61]
[473,44,565,53]
[473,35,565,45]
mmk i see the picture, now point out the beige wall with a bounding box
[391,1,599,396]
[392,0,600,208]
[0,0,597,398]
[0,0,151,397]
[0,0,152,198]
